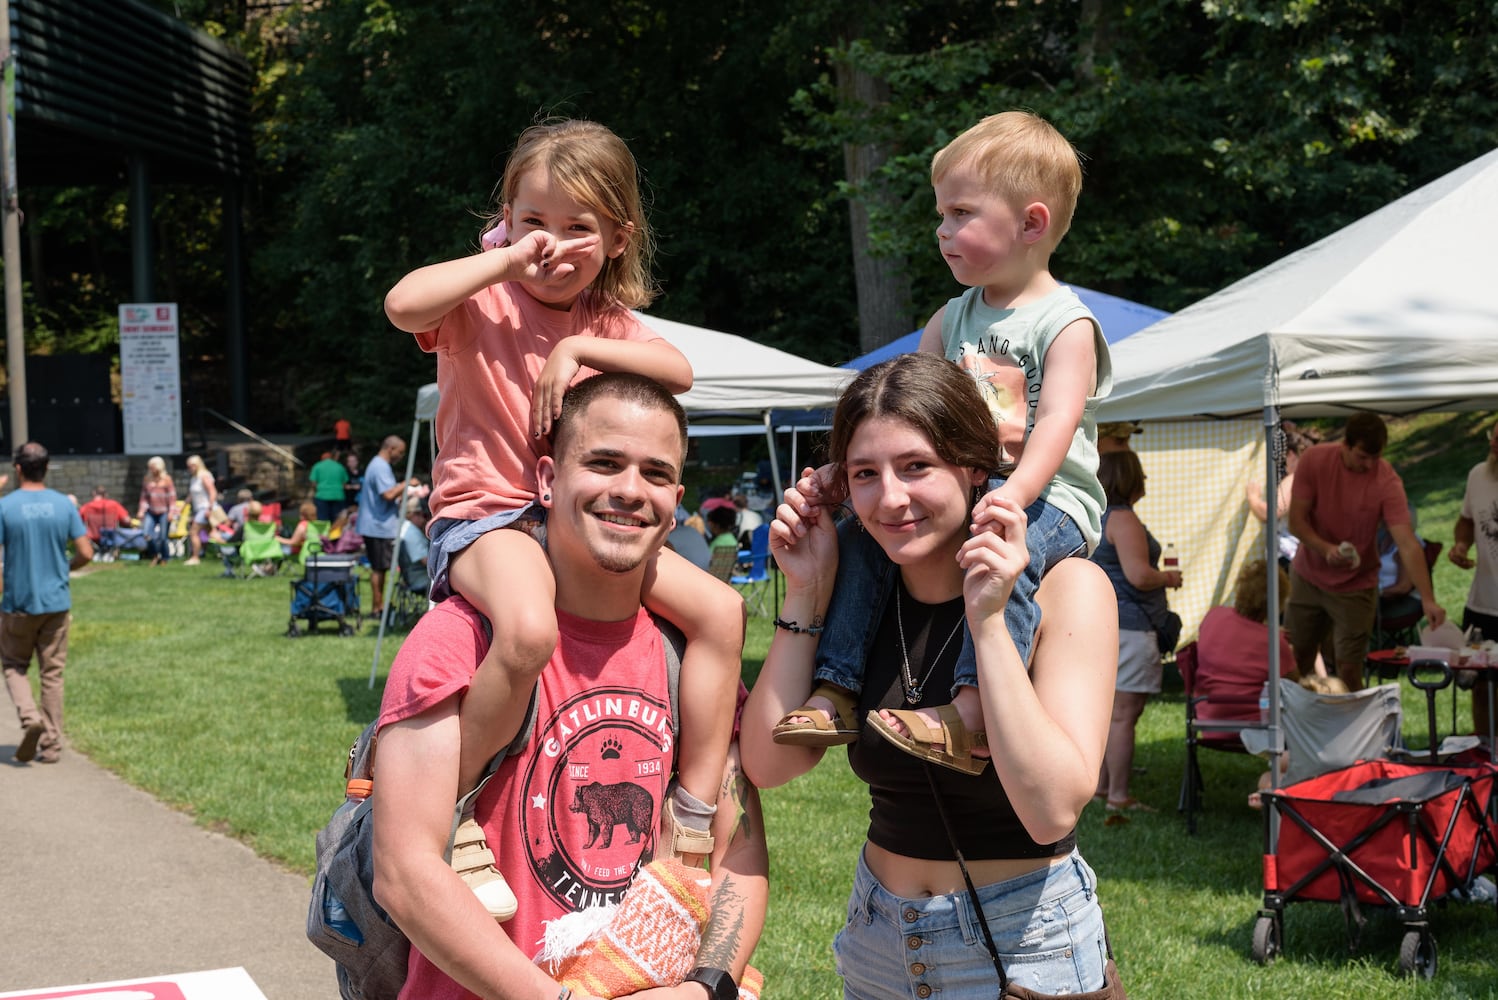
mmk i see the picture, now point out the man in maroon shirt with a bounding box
[1286,413,1446,689]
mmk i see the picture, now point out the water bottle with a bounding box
[323,886,364,943]
[1163,543,1180,586]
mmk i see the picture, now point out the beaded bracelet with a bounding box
[773,616,825,636]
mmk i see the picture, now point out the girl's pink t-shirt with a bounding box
[415,283,659,521]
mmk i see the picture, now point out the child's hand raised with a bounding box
[510,229,601,283]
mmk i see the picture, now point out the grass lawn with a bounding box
[57,412,1496,998]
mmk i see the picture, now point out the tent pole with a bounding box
[762,410,785,613]
[370,416,422,688]
[762,410,783,501]
[1263,403,1284,849]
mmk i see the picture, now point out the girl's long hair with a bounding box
[488,118,657,321]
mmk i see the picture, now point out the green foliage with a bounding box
[784,0,1498,318]
[19,0,1498,431]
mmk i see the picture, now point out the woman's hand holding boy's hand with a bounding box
[796,462,846,508]
[960,495,1029,621]
[770,467,839,599]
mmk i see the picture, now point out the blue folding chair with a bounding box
[731,523,774,617]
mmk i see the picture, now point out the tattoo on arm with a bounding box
[719,760,754,843]
[697,874,747,970]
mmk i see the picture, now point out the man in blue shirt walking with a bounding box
[357,435,414,622]
[2,442,92,764]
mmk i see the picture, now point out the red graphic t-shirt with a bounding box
[379,598,674,1000]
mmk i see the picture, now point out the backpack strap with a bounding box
[650,612,687,739]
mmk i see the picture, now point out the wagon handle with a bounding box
[1407,658,1453,764]
[1406,658,1453,692]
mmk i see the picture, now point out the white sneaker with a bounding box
[451,816,516,921]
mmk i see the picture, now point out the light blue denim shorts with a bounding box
[426,504,545,603]
[833,847,1108,999]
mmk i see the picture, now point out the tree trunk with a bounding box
[837,59,914,354]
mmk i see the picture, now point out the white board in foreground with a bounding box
[0,967,266,1000]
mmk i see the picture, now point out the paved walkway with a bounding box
[0,714,332,998]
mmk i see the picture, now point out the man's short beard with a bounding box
[594,550,645,575]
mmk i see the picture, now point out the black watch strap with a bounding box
[684,965,737,1000]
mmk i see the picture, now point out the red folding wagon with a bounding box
[1253,756,1498,977]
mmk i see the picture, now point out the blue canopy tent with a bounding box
[777,285,1170,468]
[845,284,1169,370]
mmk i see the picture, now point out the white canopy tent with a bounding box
[370,314,851,684]
[1100,145,1498,422]
[1095,146,1498,820]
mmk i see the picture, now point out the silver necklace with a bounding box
[894,585,965,705]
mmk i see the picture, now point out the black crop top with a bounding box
[845,579,1077,861]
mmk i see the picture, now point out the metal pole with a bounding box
[0,0,27,446]
[1263,402,1283,851]
[128,154,153,302]
[223,182,248,423]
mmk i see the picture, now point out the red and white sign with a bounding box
[0,967,265,1000]
[119,302,183,456]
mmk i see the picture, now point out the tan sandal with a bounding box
[663,795,715,859]
[451,815,517,921]
[866,704,989,776]
[771,683,860,746]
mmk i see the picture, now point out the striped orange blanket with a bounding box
[541,858,764,999]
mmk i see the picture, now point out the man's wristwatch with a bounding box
[683,966,737,1000]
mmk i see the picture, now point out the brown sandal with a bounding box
[772,684,860,746]
[866,704,989,776]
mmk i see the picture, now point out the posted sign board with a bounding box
[119,303,183,455]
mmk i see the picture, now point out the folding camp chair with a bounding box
[1242,678,1404,785]
[730,524,774,617]
[238,520,285,577]
[1177,641,1270,833]
[294,520,330,572]
[387,534,432,630]
[166,501,193,559]
[706,545,738,584]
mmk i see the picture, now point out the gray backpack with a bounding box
[306,616,685,1000]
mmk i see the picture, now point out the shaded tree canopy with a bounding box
[16,0,1498,440]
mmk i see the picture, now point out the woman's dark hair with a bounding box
[1097,450,1146,507]
[827,353,999,487]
